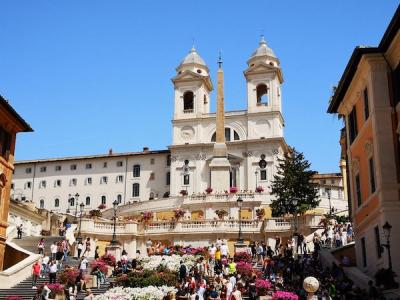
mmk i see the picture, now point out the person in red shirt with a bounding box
[32,261,41,288]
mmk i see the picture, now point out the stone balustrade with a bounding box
[184,192,260,205]
[79,215,322,237]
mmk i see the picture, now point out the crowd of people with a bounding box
[31,236,97,300]
[319,222,354,249]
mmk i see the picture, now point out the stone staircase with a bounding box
[0,236,112,300]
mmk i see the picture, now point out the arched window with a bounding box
[183,91,194,112]
[132,183,140,197]
[133,164,140,177]
[149,192,155,200]
[54,198,59,207]
[256,84,269,105]
[40,199,44,209]
[211,128,240,142]
[101,195,106,205]
[86,196,90,206]
[117,194,122,204]
[204,94,208,104]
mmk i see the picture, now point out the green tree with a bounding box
[270,147,319,217]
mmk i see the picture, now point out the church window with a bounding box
[54,198,59,207]
[183,174,190,185]
[166,172,170,185]
[133,165,141,177]
[167,155,171,166]
[211,128,240,142]
[234,131,240,141]
[197,69,202,74]
[101,195,106,205]
[70,178,77,186]
[225,128,231,142]
[70,197,74,207]
[40,199,44,209]
[54,179,62,187]
[100,176,108,184]
[39,180,46,189]
[150,172,155,180]
[183,91,194,112]
[256,84,269,105]
[132,183,140,197]
[86,196,91,206]
[260,170,267,181]
[204,95,208,104]
[117,194,122,204]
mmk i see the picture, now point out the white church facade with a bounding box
[10,38,347,253]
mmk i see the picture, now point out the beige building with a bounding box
[328,6,400,279]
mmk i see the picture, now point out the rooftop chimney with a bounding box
[143,147,149,152]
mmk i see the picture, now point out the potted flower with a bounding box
[215,209,228,220]
[180,189,188,196]
[256,186,264,193]
[205,187,213,194]
[141,211,154,224]
[229,186,238,193]
[89,209,102,218]
[98,204,106,210]
[173,208,185,220]
[256,209,265,220]
[255,278,272,296]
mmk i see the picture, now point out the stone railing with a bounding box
[79,215,323,237]
[184,192,259,205]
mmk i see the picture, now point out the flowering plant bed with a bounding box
[140,254,197,272]
[215,209,228,219]
[37,283,64,298]
[272,291,299,300]
[58,267,80,285]
[89,209,102,218]
[91,259,108,274]
[101,253,116,267]
[115,269,178,288]
[256,186,264,193]
[234,251,252,263]
[173,208,185,219]
[98,204,106,210]
[255,279,272,296]
[141,211,153,223]
[94,286,177,300]
[229,186,238,193]
[256,208,265,220]
[205,187,213,194]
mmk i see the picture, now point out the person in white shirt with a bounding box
[216,238,222,248]
[50,242,57,260]
[225,279,233,300]
[41,254,50,278]
[80,256,89,273]
[229,274,236,288]
[48,260,58,284]
[209,244,217,259]
[220,242,229,257]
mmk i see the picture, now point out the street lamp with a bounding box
[110,200,119,245]
[382,221,393,270]
[74,193,80,221]
[237,196,244,244]
[77,202,85,243]
[255,170,259,190]
[292,197,299,233]
[327,189,332,214]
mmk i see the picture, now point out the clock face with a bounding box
[180,126,195,140]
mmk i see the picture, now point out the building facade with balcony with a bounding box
[11,38,347,254]
[328,7,400,278]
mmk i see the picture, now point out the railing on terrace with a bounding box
[187,192,257,203]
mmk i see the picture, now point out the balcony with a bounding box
[182,192,261,207]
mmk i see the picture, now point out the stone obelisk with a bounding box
[209,53,231,192]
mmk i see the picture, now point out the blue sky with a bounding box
[1,1,398,173]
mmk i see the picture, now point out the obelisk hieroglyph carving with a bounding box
[209,52,231,192]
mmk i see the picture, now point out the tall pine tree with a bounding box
[270,147,319,217]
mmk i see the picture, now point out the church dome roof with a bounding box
[180,46,206,66]
[250,36,276,59]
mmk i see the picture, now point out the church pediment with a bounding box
[244,62,284,83]
[172,70,213,90]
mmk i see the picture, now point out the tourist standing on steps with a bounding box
[94,246,100,260]
[41,252,50,278]
[62,238,69,261]
[48,259,57,284]
[32,260,41,288]
[77,240,84,259]
[82,237,91,257]
[80,256,89,274]
[17,224,23,239]
[37,238,45,255]
[50,241,57,260]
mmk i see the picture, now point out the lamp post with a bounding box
[255,170,259,190]
[327,189,332,214]
[237,196,244,244]
[382,221,393,270]
[111,200,119,245]
[292,197,299,234]
[77,202,84,243]
[74,193,80,221]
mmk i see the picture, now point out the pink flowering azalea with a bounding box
[272,291,299,300]
[255,279,272,296]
